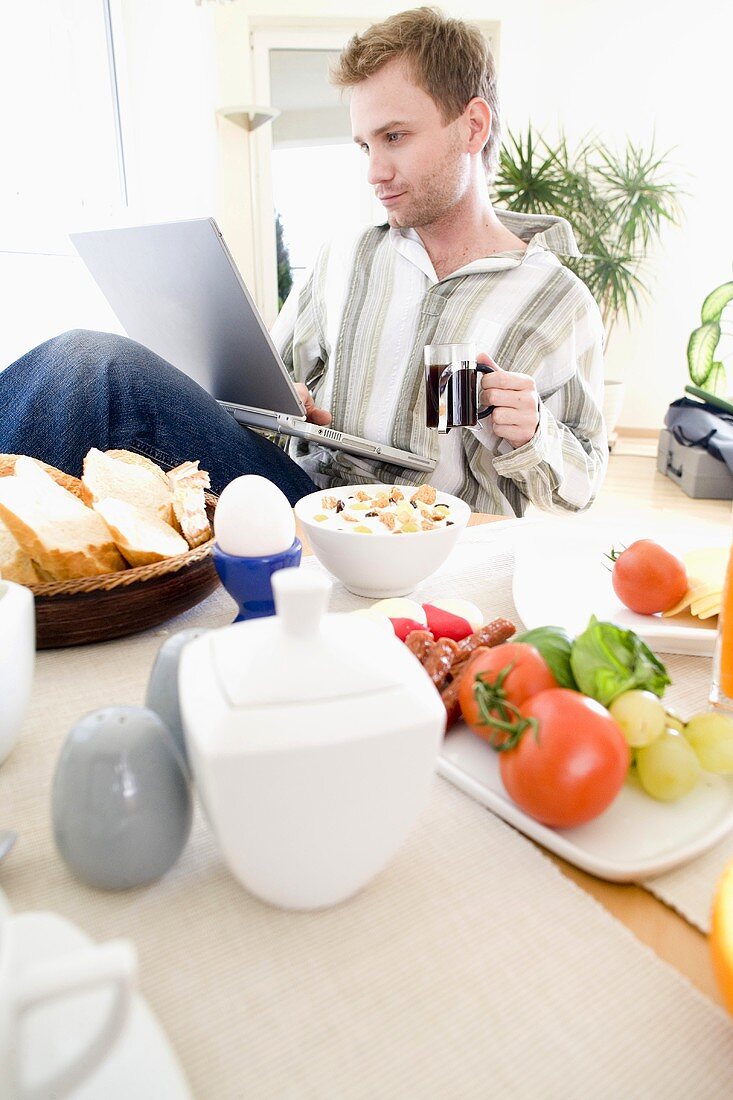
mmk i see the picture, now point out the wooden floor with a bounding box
[531,440,732,527]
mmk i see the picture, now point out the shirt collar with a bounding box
[386,208,581,282]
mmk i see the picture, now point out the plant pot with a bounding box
[603,379,626,447]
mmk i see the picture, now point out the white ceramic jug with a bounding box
[179,568,446,910]
[0,908,136,1099]
[0,580,35,765]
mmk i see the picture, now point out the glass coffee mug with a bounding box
[424,342,494,433]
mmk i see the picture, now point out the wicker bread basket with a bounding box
[31,494,220,648]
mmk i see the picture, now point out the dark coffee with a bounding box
[448,368,478,427]
[425,363,478,430]
[425,362,448,428]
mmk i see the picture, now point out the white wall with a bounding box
[490,0,732,428]
[211,0,732,429]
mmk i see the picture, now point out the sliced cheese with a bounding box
[690,593,722,618]
[664,546,728,619]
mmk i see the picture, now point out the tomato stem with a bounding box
[604,544,627,566]
[472,665,540,752]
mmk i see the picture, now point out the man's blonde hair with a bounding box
[331,7,500,180]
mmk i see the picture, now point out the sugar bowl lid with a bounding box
[210,568,403,709]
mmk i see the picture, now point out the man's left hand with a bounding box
[478,352,539,448]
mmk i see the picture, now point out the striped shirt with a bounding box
[271,210,607,516]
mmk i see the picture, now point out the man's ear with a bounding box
[465,97,491,157]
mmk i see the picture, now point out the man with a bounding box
[0,8,606,514]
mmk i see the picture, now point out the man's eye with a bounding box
[386,132,403,143]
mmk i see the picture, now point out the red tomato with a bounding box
[499,689,630,828]
[458,643,557,742]
[611,540,687,615]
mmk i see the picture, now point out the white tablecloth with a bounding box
[2,522,733,1098]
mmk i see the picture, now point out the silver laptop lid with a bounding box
[70,218,305,419]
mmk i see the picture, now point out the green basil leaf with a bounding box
[514,625,577,689]
[570,616,670,707]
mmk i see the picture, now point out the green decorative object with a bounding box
[493,126,683,345]
[687,281,733,395]
[276,211,293,311]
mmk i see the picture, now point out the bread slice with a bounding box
[93,498,189,567]
[0,458,126,580]
[82,448,175,526]
[167,461,212,549]
[104,449,170,487]
[0,518,41,585]
[0,453,83,498]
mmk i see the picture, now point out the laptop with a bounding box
[70,218,433,472]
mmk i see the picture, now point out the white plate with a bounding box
[438,726,733,881]
[11,910,192,1099]
[512,519,723,657]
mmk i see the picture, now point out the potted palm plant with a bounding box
[492,127,683,442]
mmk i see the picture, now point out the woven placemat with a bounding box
[2,520,733,1097]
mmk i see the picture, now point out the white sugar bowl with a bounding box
[178,569,445,910]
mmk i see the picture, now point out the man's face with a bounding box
[350,58,471,230]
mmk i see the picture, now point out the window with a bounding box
[269,48,381,297]
[0,0,128,366]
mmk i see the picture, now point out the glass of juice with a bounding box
[711,543,733,712]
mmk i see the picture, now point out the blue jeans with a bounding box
[0,330,317,503]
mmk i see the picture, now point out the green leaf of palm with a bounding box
[494,126,570,214]
[592,141,682,249]
[701,282,733,324]
[687,322,721,385]
[492,126,683,339]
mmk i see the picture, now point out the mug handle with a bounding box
[11,938,137,1100]
[476,363,495,418]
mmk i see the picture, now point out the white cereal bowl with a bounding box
[294,484,470,598]
[0,580,35,765]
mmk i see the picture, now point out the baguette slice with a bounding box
[104,449,171,487]
[167,461,212,549]
[0,518,41,585]
[94,498,189,567]
[0,458,126,580]
[0,453,83,498]
[82,448,174,526]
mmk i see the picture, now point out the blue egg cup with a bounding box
[213,538,303,622]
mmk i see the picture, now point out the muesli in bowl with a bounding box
[294,483,470,597]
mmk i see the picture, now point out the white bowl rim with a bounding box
[294,484,471,538]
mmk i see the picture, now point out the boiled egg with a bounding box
[214,475,296,557]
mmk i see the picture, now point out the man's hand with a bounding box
[478,353,539,448]
[294,382,332,426]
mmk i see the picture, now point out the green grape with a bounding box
[664,708,685,735]
[683,712,733,774]
[636,729,701,801]
[609,690,667,748]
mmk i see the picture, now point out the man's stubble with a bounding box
[386,127,470,232]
